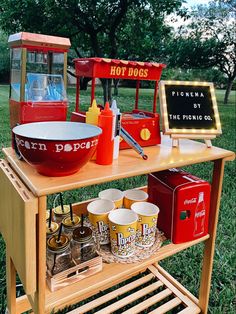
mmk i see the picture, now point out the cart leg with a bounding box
[6,250,16,314]
[34,196,47,314]
[198,159,225,313]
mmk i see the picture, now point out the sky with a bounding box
[184,0,210,8]
[166,0,210,29]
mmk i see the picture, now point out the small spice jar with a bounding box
[53,205,70,224]
[71,226,98,264]
[46,221,59,240]
[62,214,81,239]
[46,234,75,276]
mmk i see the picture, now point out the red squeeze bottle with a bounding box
[96,102,114,165]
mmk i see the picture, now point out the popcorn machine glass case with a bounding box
[8,32,71,128]
[72,58,166,148]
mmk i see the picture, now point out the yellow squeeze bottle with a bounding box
[86,99,101,160]
[86,99,101,125]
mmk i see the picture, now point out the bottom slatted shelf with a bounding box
[67,264,201,314]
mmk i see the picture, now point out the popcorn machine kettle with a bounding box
[8,32,71,128]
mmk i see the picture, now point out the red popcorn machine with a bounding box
[8,32,71,128]
[148,168,211,244]
[71,58,166,149]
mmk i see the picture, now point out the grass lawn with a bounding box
[0,84,235,313]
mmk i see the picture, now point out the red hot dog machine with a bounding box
[148,168,211,244]
[8,32,71,128]
[72,58,166,148]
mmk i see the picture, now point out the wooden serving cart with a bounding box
[0,135,234,314]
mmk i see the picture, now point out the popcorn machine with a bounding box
[71,58,166,148]
[8,32,71,128]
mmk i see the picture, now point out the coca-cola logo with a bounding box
[184,198,197,205]
[195,210,206,218]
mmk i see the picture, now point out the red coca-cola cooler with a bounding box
[148,168,211,244]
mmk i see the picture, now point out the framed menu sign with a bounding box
[159,80,222,147]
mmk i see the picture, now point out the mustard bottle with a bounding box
[86,99,101,160]
[85,99,101,125]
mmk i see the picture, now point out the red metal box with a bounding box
[148,168,211,244]
[9,100,67,128]
[120,110,161,149]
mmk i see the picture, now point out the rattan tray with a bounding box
[98,230,165,264]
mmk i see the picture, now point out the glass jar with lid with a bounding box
[46,210,50,222]
[71,226,99,264]
[46,221,59,240]
[46,234,75,276]
[53,204,70,224]
[62,214,81,239]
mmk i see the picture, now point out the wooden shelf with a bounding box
[2,135,234,196]
[1,135,234,314]
[65,264,201,314]
[44,235,209,313]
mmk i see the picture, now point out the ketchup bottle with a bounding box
[96,102,114,165]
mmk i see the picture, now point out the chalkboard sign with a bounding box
[159,81,222,137]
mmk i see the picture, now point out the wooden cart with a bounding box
[0,135,234,314]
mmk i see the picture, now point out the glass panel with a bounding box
[10,48,22,101]
[26,51,64,76]
[26,51,48,74]
[51,52,64,76]
[25,73,66,103]
[27,51,35,63]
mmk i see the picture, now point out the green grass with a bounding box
[0,85,235,313]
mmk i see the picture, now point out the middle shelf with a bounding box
[45,234,209,312]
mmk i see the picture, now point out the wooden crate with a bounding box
[66,264,201,314]
[46,256,102,292]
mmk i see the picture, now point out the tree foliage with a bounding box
[0,0,184,59]
[0,0,186,100]
[0,30,10,82]
[167,0,236,103]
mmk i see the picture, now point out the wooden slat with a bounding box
[2,136,234,196]
[148,265,198,309]
[178,307,200,314]
[149,297,182,314]
[122,288,172,314]
[94,281,163,314]
[68,273,154,314]
[54,257,101,280]
[155,264,199,305]
[15,295,32,314]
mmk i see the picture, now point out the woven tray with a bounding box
[98,230,165,264]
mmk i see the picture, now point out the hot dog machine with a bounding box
[71,58,166,149]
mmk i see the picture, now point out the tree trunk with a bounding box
[80,77,91,90]
[224,77,234,104]
[101,80,107,104]
[101,79,112,104]
[113,79,120,96]
[108,79,112,102]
